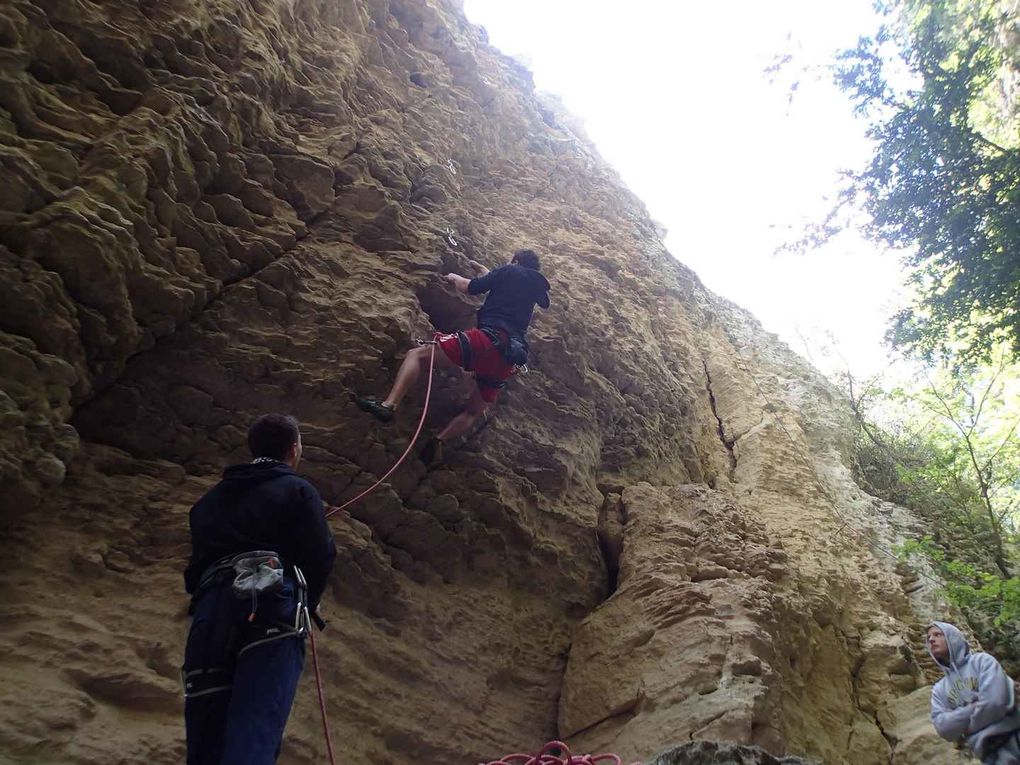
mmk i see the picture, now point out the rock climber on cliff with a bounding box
[927,621,1020,763]
[182,414,336,765]
[357,248,550,466]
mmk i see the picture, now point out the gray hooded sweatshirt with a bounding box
[928,620,1020,759]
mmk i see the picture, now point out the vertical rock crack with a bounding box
[703,359,737,480]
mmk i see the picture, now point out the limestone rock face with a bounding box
[560,485,791,760]
[0,1,963,764]
[878,687,969,765]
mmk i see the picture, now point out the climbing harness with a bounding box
[479,322,530,368]
[182,556,311,700]
[231,551,285,623]
[481,740,640,765]
[430,327,526,388]
[196,550,303,628]
[324,342,438,520]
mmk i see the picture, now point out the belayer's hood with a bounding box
[520,267,550,306]
[928,620,970,672]
[525,268,550,292]
[220,460,294,487]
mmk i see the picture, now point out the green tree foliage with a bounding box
[793,0,1020,363]
[899,538,1020,629]
[843,348,1020,652]
[893,355,1020,571]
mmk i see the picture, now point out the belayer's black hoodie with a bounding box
[184,461,336,610]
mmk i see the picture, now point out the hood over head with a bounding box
[518,265,550,306]
[928,620,970,671]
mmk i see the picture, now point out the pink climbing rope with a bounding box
[308,626,337,765]
[321,358,626,765]
[313,344,438,763]
[481,740,641,765]
[325,341,437,520]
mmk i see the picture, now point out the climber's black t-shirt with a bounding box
[468,264,550,336]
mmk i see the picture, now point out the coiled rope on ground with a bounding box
[480,740,640,765]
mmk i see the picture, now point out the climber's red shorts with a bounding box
[436,329,515,403]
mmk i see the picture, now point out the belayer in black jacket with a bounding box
[357,248,551,466]
[183,413,336,765]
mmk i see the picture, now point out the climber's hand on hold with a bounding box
[443,273,470,293]
[467,259,489,276]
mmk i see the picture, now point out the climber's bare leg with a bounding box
[436,387,491,442]
[383,343,456,409]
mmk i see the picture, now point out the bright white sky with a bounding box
[463,0,911,379]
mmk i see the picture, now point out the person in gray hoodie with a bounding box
[927,621,1020,763]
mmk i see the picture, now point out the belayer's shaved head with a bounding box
[247,414,300,461]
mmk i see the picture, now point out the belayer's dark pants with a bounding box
[184,577,305,765]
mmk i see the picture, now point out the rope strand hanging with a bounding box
[325,342,438,520]
[308,627,336,765]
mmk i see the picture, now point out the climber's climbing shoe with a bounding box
[419,436,444,468]
[356,397,395,423]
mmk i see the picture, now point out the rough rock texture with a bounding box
[878,687,969,765]
[0,0,963,763]
[561,484,791,757]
